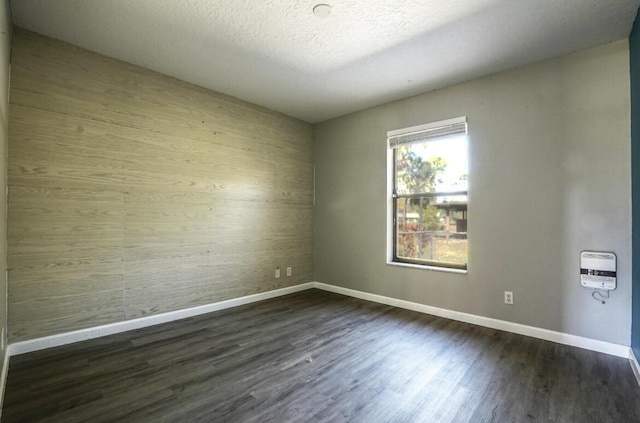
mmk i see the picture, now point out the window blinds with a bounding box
[387,116,467,149]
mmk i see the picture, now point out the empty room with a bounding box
[0,0,639,422]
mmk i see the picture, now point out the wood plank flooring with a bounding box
[3,289,640,423]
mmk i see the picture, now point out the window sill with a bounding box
[386,261,468,274]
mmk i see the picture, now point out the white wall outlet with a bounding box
[275,267,280,278]
[286,267,292,277]
[504,291,513,305]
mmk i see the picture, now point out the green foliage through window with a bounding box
[391,128,468,270]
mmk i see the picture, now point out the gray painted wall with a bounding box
[314,40,632,345]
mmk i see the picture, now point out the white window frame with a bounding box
[386,116,468,274]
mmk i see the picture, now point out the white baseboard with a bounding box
[6,280,631,361]
[313,282,631,358]
[630,349,640,387]
[8,282,314,356]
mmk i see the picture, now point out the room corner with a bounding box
[631,2,640,372]
[0,0,10,414]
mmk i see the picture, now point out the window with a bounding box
[388,117,468,271]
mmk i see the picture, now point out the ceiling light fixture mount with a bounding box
[313,4,332,18]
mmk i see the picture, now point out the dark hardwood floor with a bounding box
[2,289,639,423]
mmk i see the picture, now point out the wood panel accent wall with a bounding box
[7,29,314,342]
[0,3,10,357]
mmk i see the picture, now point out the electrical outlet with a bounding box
[504,291,513,305]
[286,267,292,277]
[275,267,280,279]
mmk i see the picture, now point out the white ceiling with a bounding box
[10,0,640,123]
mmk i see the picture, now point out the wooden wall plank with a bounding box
[10,30,312,153]
[8,29,314,342]
[8,290,126,340]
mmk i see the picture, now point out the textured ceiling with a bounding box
[10,0,640,123]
